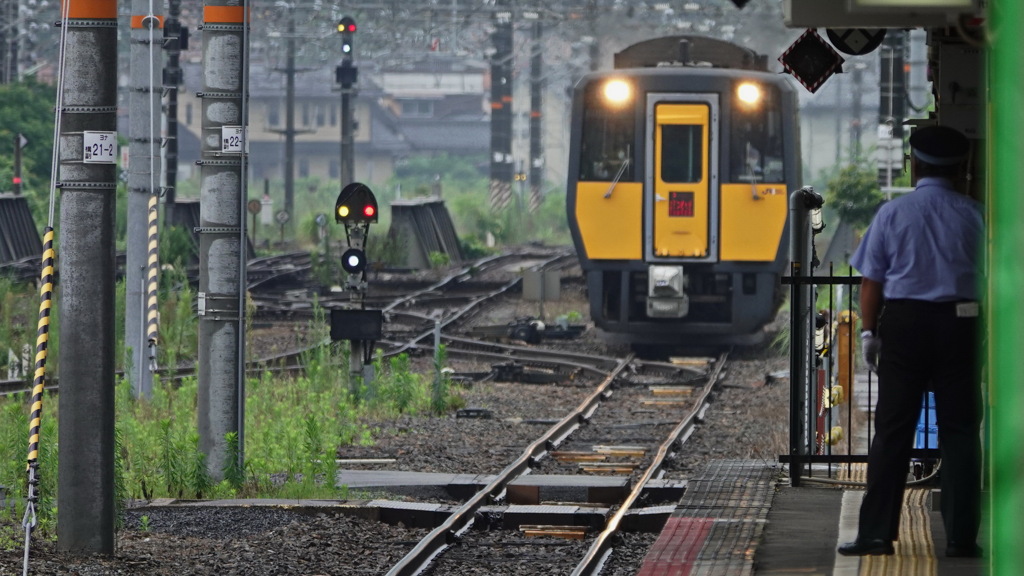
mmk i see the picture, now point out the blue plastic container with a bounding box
[914,392,939,449]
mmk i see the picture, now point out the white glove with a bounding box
[861,330,880,372]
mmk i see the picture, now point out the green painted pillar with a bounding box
[989,1,1024,573]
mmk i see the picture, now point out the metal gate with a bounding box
[783,187,939,486]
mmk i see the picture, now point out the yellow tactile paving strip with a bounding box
[861,488,936,576]
[837,464,936,576]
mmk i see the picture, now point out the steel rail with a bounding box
[0,249,576,395]
[384,354,635,576]
[571,350,730,575]
[394,336,704,384]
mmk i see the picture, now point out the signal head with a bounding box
[335,182,379,225]
[337,16,356,34]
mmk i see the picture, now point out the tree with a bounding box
[826,163,885,231]
[0,80,57,226]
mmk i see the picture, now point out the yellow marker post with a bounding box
[23,227,55,572]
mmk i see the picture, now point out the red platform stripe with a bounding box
[636,517,714,576]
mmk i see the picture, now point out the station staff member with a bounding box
[838,125,983,558]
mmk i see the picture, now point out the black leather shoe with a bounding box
[837,539,895,556]
[946,543,982,558]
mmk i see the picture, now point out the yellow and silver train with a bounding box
[566,36,801,348]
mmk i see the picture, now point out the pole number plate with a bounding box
[221,126,247,154]
[83,131,117,164]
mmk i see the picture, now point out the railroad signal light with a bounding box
[335,182,379,225]
[341,247,368,274]
[338,16,356,57]
[337,16,356,34]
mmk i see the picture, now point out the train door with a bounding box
[645,95,718,263]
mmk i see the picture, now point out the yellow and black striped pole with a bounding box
[146,195,159,370]
[23,226,55,565]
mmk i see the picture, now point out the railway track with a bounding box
[0,246,576,395]
[380,352,728,576]
[2,244,792,576]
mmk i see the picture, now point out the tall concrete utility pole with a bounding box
[488,3,513,211]
[198,0,249,482]
[56,0,118,554]
[125,0,164,398]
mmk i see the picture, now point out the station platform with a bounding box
[637,459,988,576]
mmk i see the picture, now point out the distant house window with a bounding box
[268,102,279,126]
[400,100,433,117]
[299,157,309,178]
[330,104,338,126]
[185,103,193,125]
[316,104,326,127]
[329,159,339,179]
[302,103,310,126]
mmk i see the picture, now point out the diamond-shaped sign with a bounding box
[778,29,845,94]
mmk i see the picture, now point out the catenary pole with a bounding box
[198,0,249,481]
[487,2,513,211]
[55,0,118,554]
[164,0,184,224]
[126,0,164,398]
[528,20,543,214]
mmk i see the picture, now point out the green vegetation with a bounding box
[428,251,451,269]
[824,163,886,231]
[0,282,466,543]
[0,80,57,227]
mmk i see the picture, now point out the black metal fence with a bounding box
[782,188,939,486]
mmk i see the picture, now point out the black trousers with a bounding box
[858,299,982,545]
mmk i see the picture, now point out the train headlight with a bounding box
[603,79,632,106]
[736,82,762,106]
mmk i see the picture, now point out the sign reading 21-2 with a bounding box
[83,131,117,164]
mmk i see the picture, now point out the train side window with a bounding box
[579,87,636,182]
[730,85,785,183]
[661,124,703,183]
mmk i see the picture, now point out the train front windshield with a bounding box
[729,84,785,183]
[579,85,636,182]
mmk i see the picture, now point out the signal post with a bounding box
[332,183,382,389]
[336,16,357,186]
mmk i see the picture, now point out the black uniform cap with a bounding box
[909,125,969,166]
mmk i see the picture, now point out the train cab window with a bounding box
[729,84,785,183]
[579,85,636,182]
[660,124,703,183]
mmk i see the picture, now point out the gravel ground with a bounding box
[0,261,792,575]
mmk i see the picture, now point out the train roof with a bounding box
[613,36,768,72]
